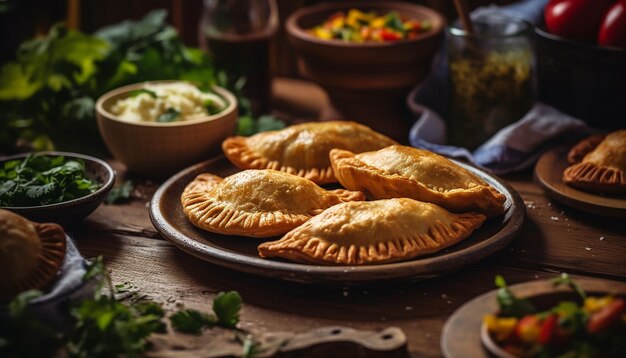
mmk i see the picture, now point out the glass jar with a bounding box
[199,0,278,116]
[447,14,534,150]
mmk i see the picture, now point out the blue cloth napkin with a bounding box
[0,236,95,329]
[407,0,593,175]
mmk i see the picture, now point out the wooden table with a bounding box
[72,79,626,357]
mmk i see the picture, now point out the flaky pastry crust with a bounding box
[563,130,626,194]
[181,169,365,238]
[330,145,506,217]
[258,198,486,265]
[0,209,66,302]
[222,121,397,184]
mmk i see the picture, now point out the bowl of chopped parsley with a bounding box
[0,152,115,225]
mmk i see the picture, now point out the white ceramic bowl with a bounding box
[96,81,238,178]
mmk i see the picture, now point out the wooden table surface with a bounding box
[72,79,626,357]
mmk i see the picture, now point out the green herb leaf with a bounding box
[156,108,180,123]
[257,115,285,133]
[129,88,157,99]
[385,12,406,34]
[214,291,242,329]
[552,273,587,300]
[170,309,217,334]
[494,276,536,318]
[105,180,133,204]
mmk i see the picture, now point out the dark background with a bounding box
[0,0,515,77]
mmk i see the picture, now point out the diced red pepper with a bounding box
[587,298,626,333]
[380,29,402,41]
[538,314,558,345]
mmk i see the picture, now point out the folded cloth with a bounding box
[410,103,591,175]
[0,235,95,329]
[407,0,594,175]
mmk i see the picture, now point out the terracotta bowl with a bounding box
[0,151,115,226]
[96,81,238,178]
[286,1,444,141]
[535,26,626,130]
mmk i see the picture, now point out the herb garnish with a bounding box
[0,154,100,207]
[170,291,243,334]
[156,108,180,123]
[494,275,536,318]
[105,180,133,204]
[0,257,245,357]
[129,89,158,99]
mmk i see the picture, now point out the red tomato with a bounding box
[544,0,614,42]
[538,314,558,345]
[587,298,625,333]
[599,0,626,49]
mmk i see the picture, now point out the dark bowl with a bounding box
[286,1,445,140]
[535,26,626,130]
[0,151,115,226]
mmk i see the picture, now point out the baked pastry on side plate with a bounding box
[563,130,626,194]
[181,169,365,238]
[222,121,397,184]
[258,198,486,265]
[330,145,506,217]
[0,209,66,302]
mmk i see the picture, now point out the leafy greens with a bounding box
[0,154,100,207]
[0,256,245,357]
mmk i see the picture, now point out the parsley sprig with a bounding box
[0,256,245,358]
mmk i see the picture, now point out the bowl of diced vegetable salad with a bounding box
[96,81,237,178]
[285,2,444,139]
[0,152,115,226]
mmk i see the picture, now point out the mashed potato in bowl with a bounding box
[110,82,227,123]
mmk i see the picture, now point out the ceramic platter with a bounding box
[150,156,525,285]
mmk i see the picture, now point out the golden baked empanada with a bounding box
[563,130,626,194]
[222,121,397,184]
[258,198,486,265]
[567,134,606,164]
[330,145,506,217]
[181,169,365,238]
[0,209,66,302]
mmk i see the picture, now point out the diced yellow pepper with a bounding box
[516,317,541,343]
[371,17,386,29]
[313,28,333,40]
[584,296,615,314]
[484,315,518,342]
[330,16,345,30]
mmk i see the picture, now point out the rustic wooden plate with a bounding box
[534,146,626,219]
[441,278,626,358]
[150,156,525,285]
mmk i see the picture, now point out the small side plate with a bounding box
[534,146,626,219]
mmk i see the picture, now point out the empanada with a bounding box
[222,121,397,184]
[563,130,626,194]
[330,145,506,217]
[258,198,486,265]
[181,169,366,238]
[0,209,66,302]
